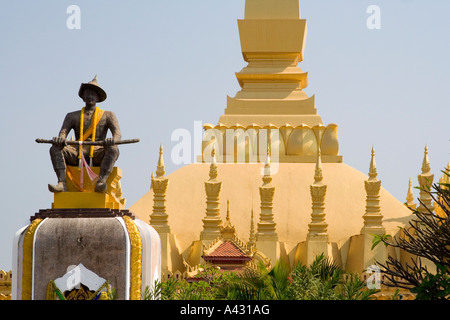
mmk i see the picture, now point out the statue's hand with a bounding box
[52,137,66,147]
[104,138,115,146]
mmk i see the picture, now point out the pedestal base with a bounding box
[12,209,161,300]
[52,192,124,210]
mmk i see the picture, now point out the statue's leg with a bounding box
[48,145,78,192]
[92,145,120,193]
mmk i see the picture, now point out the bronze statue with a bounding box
[47,76,121,193]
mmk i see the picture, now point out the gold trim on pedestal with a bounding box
[21,218,43,300]
[123,216,142,300]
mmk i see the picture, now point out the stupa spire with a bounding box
[201,147,223,242]
[257,146,277,240]
[156,144,165,178]
[314,148,323,184]
[209,146,218,181]
[220,200,236,239]
[248,208,256,251]
[368,145,377,181]
[361,146,384,235]
[405,178,416,210]
[219,0,322,128]
[360,147,386,270]
[262,145,272,185]
[308,149,328,237]
[417,145,434,213]
[421,145,431,174]
[150,144,170,233]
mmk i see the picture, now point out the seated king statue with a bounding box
[48,76,121,193]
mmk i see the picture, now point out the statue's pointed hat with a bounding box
[78,75,107,102]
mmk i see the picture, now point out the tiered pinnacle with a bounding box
[405,178,416,210]
[201,0,342,164]
[201,147,223,241]
[307,149,328,238]
[219,0,321,128]
[417,145,434,213]
[220,200,236,239]
[150,144,170,233]
[361,146,384,235]
[248,209,256,251]
[256,148,278,241]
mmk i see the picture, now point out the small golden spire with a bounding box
[421,145,431,174]
[368,145,377,181]
[406,178,416,209]
[209,145,218,180]
[220,200,236,238]
[262,145,272,185]
[248,208,256,250]
[150,172,154,189]
[314,147,323,184]
[156,144,165,177]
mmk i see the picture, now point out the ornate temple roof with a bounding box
[203,241,252,262]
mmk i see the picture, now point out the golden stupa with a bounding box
[130,0,430,280]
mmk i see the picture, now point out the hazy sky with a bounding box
[0,0,449,270]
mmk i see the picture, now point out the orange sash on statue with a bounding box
[82,108,105,141]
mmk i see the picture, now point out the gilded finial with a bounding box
[220,200,235,238]
[407,178,413,197]
[262,146,272,185]
[248,208,256,249]
[421,145,431,174]
[368,145,377,180]
[406,178,416,209]
[314,147,323,184]
[209,145,218,180]
[156,144,165,177]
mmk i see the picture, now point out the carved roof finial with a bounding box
[156,144,165,178]
[368,145,377,181]
[421,145,431,174]
[406,178,416,209]
[248,208,256,250]
[209,145,218,180]
[262,145,272,185]
[220,200,236,238]
[314,147,323,184]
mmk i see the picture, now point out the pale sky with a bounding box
[0,0,449,270]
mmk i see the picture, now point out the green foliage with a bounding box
[216,254,377,300]
[141,280,162,300]
[107,287,117,300]
[371,234,391,250]
[376,171,450,300]
[288,254,377,300]
[410,264,450,300]
[143,256,377,300]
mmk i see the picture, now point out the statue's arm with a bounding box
[58,113,74,140]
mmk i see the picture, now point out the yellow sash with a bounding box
[82,108,105,141]
[79,107,105,159]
